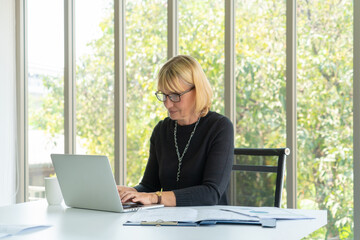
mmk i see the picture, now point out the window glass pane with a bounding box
[75,0,114,169]
[235,0,286,149]
[233,171,277,207]
[233,154,281,207]
[179,0,225,114]
[28,0,64,200]
[125,0,167,185]
[297,0,353,239]
[234,155,277,166]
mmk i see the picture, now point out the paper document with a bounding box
[125,206,314,227]
[0,224,51,239]
[196,208,258,222]
[128,208,198,222]
[127,207,259,223]
[220,206,314,220]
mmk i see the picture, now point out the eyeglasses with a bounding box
[155,86,195,103]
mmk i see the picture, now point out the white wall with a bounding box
[0,0,17,206]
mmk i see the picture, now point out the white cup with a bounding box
[44,177,63,205]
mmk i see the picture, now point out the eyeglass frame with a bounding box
[155,86,195,103]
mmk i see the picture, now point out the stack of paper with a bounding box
[124,206,314,228]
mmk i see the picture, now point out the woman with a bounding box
[118,55,234,206]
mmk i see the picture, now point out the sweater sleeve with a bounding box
[133,123,161,193]
[173,117,234,206]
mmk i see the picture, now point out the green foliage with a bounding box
[179,0,225,114]
[297,0,353,239]
[125,0,168,186]
[30,0,353,238]
[74,7,115,165]
[29,74,64,136]
[234,155,279,207]
[235,0,286,148]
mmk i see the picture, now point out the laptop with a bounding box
[50,154,164,213]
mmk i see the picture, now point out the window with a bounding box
[75,0,115,168]
[27,0,64,200]
[234,0,287,208]
[179,0,225,114]
[125,0,167,185]
[297,0,353,238]
[235,0,286,149]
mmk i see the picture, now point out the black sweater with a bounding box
[134,111,234,206]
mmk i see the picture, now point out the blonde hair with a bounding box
[157,55,213,116]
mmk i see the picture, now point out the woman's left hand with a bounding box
[120,191,157,205]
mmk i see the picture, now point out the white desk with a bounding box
[0,200,326,240]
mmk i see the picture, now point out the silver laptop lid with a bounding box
[51,154,124,213]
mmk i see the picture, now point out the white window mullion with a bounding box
[15,0,27,203]
[225,0,236,205]
[225,0,236,126]
[167,0,178,59]
[114,0,127,185]
[353,0,360,237]
[64,0,76,154]
[286,0,297,209]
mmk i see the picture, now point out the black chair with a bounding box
[229,148,290,208]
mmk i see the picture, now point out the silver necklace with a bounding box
[174,117,201,182]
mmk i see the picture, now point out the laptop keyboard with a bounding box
[122,202,144,210]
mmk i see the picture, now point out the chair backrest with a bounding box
[229,148,290,208]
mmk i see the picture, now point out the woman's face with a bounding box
[163,82,197,126]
